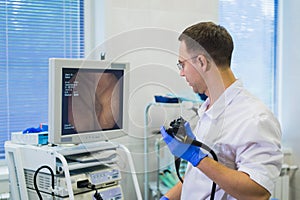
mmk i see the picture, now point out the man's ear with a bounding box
[197,55,209,72]
[198,57,204,66]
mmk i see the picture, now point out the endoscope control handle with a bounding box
[165,117,193,144]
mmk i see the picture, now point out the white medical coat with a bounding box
[181,80,283,200]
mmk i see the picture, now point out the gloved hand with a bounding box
[159,196,169,200]
[160,122,207,167]
[183,121,196,140]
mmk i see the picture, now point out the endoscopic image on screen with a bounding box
[62,68,124,135]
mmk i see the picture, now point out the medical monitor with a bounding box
[48,58,129,145]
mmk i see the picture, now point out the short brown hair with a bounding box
[178,22,234,67]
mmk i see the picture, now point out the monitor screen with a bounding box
[48,58,129,145]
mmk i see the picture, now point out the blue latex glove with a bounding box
[160,196,169,200]
[160,122,207,167]
[22,127,43,133]
[183,121,196,140]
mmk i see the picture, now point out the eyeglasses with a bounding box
[177,55,198,71]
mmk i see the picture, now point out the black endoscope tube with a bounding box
[191,139,218,200]
[166,117,218,200]
[174,157,184,183]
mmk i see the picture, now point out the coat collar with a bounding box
[198,80,243,119]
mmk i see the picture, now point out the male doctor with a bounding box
[160,22,283,200]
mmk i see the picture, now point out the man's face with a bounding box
[178,41,207,94]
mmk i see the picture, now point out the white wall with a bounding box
[85,0,218,199]
[278,0,300,199]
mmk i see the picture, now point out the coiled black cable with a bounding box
[33,166,104,200]
[33,165,55,200]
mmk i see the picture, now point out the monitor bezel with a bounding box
[48,58,129,145]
